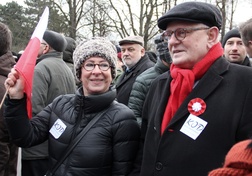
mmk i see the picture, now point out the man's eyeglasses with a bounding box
[83,62,112,71]
[163,27,210,42]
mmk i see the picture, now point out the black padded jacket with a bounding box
[4,88,140,176]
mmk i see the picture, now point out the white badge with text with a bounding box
[180,114,207,140]
[49,119,67,139]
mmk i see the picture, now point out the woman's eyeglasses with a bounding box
[83,63,112,71]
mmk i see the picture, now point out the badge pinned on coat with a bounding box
[180,98,208,140]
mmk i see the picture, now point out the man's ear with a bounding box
[141,47,145,57]
[43,45,50,54]
[207,27,219,41]
[207,27,220,48]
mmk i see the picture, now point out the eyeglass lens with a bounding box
[83,63,110,71]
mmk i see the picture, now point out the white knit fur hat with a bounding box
[73,37,117,81]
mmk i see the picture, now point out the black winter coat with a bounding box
[133,58,252,176]
[116,55,155,106]
[4,88,140,176]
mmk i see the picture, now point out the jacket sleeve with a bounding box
[128,76,148,126]
[112,106,140,175]
[4,95,50,147]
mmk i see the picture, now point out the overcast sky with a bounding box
[1,0,252,27]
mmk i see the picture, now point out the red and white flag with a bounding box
[14,7,49,119]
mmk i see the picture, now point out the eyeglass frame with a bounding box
[163,27,210,42]
[82,62,113,71]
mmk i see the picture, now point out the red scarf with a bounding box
[161,43,223,134]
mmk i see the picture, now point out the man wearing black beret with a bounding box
[130,1,252,176]
[222,28,251,66]
[21,30,76,176]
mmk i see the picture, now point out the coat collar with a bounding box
[242,56,251,67]
[156,57,230,133]
[74,87,116,113]
[116,55,150,88]
[36,51,63,64]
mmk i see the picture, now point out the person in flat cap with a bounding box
[20,30,76,176]
[130,1,252,176]
[4,37,140,176]
[115,35,155,106]
[222,28,251,66]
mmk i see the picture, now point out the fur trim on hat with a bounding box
[43,30,67,52]
[73,37,117,81]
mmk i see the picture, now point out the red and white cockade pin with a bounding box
[188,98,206,116]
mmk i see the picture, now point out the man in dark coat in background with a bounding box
[116,35,154,105]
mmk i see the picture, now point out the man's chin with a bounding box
[229,59,243,64]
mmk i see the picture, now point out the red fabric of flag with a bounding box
[14,37,40,119]
[13,6,49,119]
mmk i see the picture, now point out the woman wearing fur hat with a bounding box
[3,37,140,176]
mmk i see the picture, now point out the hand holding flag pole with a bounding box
[0,7,49,118]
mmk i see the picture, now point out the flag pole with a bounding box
[0,86,9,110]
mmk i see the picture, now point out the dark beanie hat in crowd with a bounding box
[73,37,117,81]
[157,1,222,30]
[63,36,76,63]
[222,28,241,47]
[115,45,122,60]
[43,30,67,52]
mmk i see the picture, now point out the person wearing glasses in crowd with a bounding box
[129,2,252,176]
[4,37,140,175]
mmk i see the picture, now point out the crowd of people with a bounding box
[1,1,252,176]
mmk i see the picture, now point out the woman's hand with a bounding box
[5,68,25,99]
